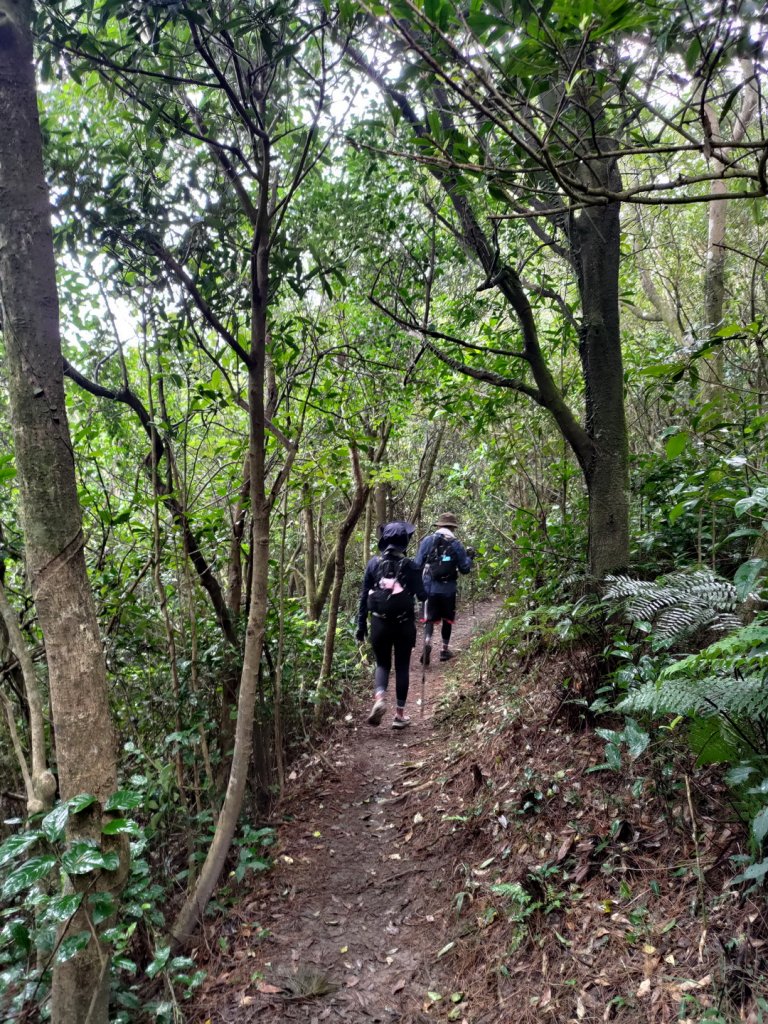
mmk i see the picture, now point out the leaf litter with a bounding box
[188,601,768,1022]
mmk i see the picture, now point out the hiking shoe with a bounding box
[367,697,386,726]
[392,715,411,729]
[420,645,431,666]
[439,649,454,661]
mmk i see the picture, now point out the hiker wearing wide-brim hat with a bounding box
[357,521,427,729]
[434,512,459,529]
[414,513,475,663]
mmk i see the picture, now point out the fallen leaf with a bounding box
[256,982,283,995]
[393,979,406,994]
[636,979,652,998]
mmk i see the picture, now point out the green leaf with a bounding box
[68,793,97,815]
[665,432,688,460]
[61,841,120,876]
[714,323,744,338]
[735,488,768,516]
[0,831,41,868]
[146,945,171,980]
[734,559,766,601]
[4,921,32,950]
[44,893,84,924]
[623,719,650,759]
[2,855,57,899]
[688,717,735,766]
[732,859,768,885]
[752,808,768,844]
[89,892,117,925]
[104,790,143,812]
[668,500,689,524]
[55,931,91,963]
[102,817,138,836]
[42,803,70,843]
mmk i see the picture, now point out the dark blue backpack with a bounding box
[427,534,458,582]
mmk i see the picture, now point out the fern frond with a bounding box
[618,617,768,759]
[603,569,740,650]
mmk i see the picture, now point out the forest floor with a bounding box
[188,599,768,1024]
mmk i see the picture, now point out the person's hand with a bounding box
[356,628,367,642]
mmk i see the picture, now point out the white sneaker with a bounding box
[367,697,386,726]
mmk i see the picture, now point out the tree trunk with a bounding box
[374,480,388,529]
[171,203,271,946]
[303,483,319,619]
[317,448,370,687]
[410,422,446,530]
[0,580,55,814]
[704,178,728,339]
[568,158,630,577]
[0,3,124,1018]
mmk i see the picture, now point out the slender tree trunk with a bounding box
[171,192,271,945]
[362,491,374,569]
[0,581,55,814]
[317,448,370,686]
[704,179,728,337]
[569,157,630,577]
[0,4,124,1018]
[700,69,757,389]
[410,422,446,530]
[303,483,319,619]
[226,456,251,619]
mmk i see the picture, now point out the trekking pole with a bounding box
[419,597,427,718]
[420,641,427,718]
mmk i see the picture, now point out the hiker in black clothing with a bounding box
[413,512,474,664]
[356,521,427,729]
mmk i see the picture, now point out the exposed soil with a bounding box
[189,602,768,1024]
[189,600,502,1023]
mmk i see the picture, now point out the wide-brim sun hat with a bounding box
[378,520,417,550]
[434,512,459,529]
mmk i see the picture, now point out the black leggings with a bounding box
[370,615,416,709]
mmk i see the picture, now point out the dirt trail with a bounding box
[193,600,501,1024]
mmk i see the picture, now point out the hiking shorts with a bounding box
[424,593,456,624]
